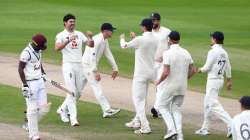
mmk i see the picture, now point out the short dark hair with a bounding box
[140,18,153,31]
[63,14,76,22]
[240,96,250,110]
[211,31,224,44]
[169,31,180,41]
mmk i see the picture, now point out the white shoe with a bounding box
[56,108,69,123]
[103,108,121,118]
[125,120,141,129]
[195,128,210,136]
[30,135,41,140]
[164,130,177,140]
[22,122,29,131]
[71,120,80,127]
[227,127,232,138]
[134,127,151,134]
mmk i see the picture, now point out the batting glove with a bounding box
[22,84,32,98]
[41,73,47,82]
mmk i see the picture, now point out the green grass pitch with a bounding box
[0,84,230,140]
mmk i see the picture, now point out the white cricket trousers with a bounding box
[153,62,163,110]
[26,78,50,139]
[156,88,184,140]
[201,79,232,130]
[132,76,154,129]
[82,66,111,112]
[59,63,84,123]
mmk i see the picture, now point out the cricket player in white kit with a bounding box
[150,12,171,118]
[55,14,94,126]
[18,34,51,140]
[155,31,196,140]
[120,18,158,134]
[81,23,120,118]
[232,96,250,140]
[195,31,233,137]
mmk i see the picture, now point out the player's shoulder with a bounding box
[56,30,66,37]
[75,30,84,35]
[160,26,171,33]
[233,112,245,121]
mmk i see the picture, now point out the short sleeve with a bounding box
[19,50,30,63]
[55,33,63,44]
[163,51,170,65]
[189,53,194,64]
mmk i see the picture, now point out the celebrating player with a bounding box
[120,18,158,134]
[232,96,250,140]
[155,31,196,140]
[18,34,51,140]
[150,12,171,118]
[55,13,94,126]
[195,31,233,138]
[81,23,120,118]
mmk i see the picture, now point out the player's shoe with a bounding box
[164,130,178,140]
[56,108,70,123]
[125,119,141,129]
[134,127,151,134]
[103,108,120,118]
[195,128,210,136]
[71,120,80,127]
[226,127,232,138]
[22,121,29,131]
[151,107,159,118]
[30,135,41,140]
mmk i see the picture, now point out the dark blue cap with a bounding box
[210,31,224,44]
[240,96,250,109]
[150,13,161,20]
[169,31,180,41]
[101,23,116,32]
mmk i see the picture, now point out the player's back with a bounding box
[134,32,158,78]
[208,44,230,79]
[161,44,193,94]
[232,110,250,140]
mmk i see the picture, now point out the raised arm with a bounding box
[120,32,140,49]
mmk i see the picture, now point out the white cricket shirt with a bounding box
[152,26,171,59]
[159,44,193,95]
[200,44,232,79]
[19,43,42,80]
[82,32,118,71]
[121,32,158,78]
[232,110,250,140]
[56,29,87,63]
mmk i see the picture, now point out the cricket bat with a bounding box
[45,78,74,96]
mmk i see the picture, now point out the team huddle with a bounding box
[18,13,250,140]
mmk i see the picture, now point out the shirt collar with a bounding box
[142,31,152,36]
[64,29,74,34]
[99,32,105,41]
[211,44,222,49]
[28,43,40,53]
[153,26,162,33]
[169,44,180,49]
[242,110,250,114]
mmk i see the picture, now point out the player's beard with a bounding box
[153,24,159,29]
